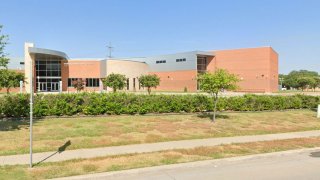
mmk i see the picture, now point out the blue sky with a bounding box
[0,0,319,73]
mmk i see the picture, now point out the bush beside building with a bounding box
[0,93,319,118]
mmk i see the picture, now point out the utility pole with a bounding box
[106,42,114,58]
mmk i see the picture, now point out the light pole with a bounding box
[29,58,33,168]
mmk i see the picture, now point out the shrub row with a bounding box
[0,93,319,118]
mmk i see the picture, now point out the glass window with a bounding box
[176,58,186,62]
[68,78,79,87]
[39,71,46,76]
[85,78,100,87]
[51,71,59,76]
[138,79,141,90]
[156,60,166,64]
[36,59,61,78]
[133,78,136,89]
[127,78,129,90]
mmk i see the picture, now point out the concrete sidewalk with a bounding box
[1,130,320,166]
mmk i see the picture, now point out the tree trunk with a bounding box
[6,88,10,94]
[212,93,218,122]
[113,88,116,93]
[147,87,151,95]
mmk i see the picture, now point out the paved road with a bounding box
[56,148,320,180]
[1,130,320,165]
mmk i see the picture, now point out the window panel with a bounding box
[85,78,99,87]
[39,71,46,76]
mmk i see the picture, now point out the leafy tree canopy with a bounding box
[282,70,319,90]
[102,73,127,92]
[198,69,240,121]
[0,25,9,68]
[198,69,239,96]
[72,78,85,92]
[139,74,160,95]
[0,70,24,93]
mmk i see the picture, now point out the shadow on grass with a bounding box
[0,118,44,131]
[197,113,230,120]
[34,140,72,166]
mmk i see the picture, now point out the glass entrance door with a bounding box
[37,79,60,92]
[51,82,59,91]
[39,82,47,91]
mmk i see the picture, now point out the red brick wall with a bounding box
[269,48,279,92]
[150,70,197,92]
[61,60,102,91]
[208,47,278,92]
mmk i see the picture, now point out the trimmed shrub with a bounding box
[0,93,318,118]
[1,94,29,117]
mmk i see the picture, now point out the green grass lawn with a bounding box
[0,110,319,156]
[1,137,320,179]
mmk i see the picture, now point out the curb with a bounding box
[53,147,320,180]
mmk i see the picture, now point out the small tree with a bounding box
[297,77,314,91]
[139,74,160,95]
[72,78,85,92]
[198,69,240,122]
[0,26,25,93]
[310,77,320,92]
[102,73,126,92]
[0,70,24,93]
[0,25,9,68]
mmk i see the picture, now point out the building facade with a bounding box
[22,42,278,93]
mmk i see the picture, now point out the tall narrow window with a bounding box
[84,78,100,87]
[133,78,136,90]
[127,78,129,90]
[138,79,141,90]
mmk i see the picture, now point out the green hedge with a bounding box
[0,93,319,118]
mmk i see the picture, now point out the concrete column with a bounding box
[59,81,62,93]
[99,79,104,92]
[24,42,35,93]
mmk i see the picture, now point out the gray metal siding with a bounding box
[28,47,69,59]
[144,52,197,72]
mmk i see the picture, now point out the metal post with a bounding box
[19,80,23,93]
[29,58,33,168]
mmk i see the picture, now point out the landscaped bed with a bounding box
[0,110,319,156]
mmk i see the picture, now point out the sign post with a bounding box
[29,58,33,168]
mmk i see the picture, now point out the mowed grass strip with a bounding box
[1,137,320,179]
[0,110,320,156]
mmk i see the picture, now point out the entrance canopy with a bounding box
[28,47,69,60]
[28,47,67,92]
